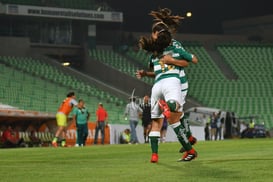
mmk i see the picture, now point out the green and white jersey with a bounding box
[150,53,180,83]
[150,39,193,84]
[171,39,193,91]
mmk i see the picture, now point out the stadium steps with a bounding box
[89,48,154,85]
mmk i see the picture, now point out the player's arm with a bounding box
[136,70,155,79]
[160,55,189,67]
[105,112,109,125]
[70,99,78,107]
[174,46,198,65]
[191,55,198,64]
[136,57,155,79]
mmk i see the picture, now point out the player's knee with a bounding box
[167,100,180,112]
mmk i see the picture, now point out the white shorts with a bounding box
[151,77,183,119]
[181,90,188,107]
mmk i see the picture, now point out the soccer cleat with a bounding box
[177,150,197,162]
[179,136,197,153]
[158,100,171,119]
[52,141,58,148]
[150,153,158,163]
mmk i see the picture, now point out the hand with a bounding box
[160,55,173,64]
[135,70,146,79]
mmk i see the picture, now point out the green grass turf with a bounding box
[0,138,273,182]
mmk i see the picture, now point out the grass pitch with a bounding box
[0,138,273,182]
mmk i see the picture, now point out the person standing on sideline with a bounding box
[52,92,78,147]
[124,96,143,144]
[140,95,152,143]
[72,99,90,147]
[204,122,210,141]
[210,113,217,141]
[160,117,168,143]
[94,103,108,145]
[215,111,222,140]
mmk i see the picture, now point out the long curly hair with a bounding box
[139,22,172,56]
[139,8,183,56]
[150,8,184,34]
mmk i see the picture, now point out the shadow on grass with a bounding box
[156,160,241,180]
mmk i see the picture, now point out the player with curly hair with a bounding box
[150,7,198,154]
[137,17,197,162]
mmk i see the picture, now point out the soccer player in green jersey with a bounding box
[150,8,199,156]
[138,20,197,162]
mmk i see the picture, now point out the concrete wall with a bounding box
[222,15,273,42]
[83,57,152,98]
[130,32,249,46]
[29,43,83,57]
[109,124,205,144]
[0,36,30,56]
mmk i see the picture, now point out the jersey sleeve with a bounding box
[174,48,193,62]
[70,99,78,106]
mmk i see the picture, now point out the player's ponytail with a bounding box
[150,8,184,34]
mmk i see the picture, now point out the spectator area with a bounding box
[216,44,273,129]
[0,57,127,124]
[90,43,273,129]
[89,49,154,85]
[0,42,272,129]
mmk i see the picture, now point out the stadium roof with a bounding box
[104,0,273,33]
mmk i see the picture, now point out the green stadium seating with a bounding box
[125,47,151,67]
[0,42,272,129]
[89,49,154,85]
[215,44,273,128]
[69,43,273,129]
[0,57,127,124]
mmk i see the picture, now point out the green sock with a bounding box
[149,136,159,153]
[180,116,192,138]
[52,137,58,143]
[61,139,66,147]
[172,122,192,151]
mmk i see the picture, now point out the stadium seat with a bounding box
[0,56,126,123]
